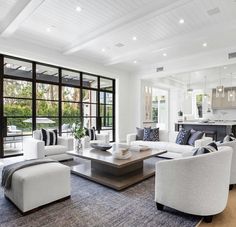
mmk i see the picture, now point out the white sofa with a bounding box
[155,146,233,223]
[24,130,73,161]
[127,130,212,158]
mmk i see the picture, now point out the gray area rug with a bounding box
[0,159,201,227]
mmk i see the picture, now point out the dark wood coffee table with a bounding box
[67,147,166,190]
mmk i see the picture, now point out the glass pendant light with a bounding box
[228,73,235,102]
[186,74,193,95]
[216,68,224,98]
[203,75,208,99]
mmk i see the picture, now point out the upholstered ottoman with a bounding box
[4,162,71,214]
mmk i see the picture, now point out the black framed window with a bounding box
[2,65,33,157]
[0,54,115,158]
[35,64,59,131]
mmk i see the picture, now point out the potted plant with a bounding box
[71,121,86,152]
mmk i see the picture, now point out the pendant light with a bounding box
[216,68,224,98]
[228,73,235,102]
[186,74,193,95]
[203,75,208,99]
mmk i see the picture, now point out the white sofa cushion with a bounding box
[45,145,67,156]
[130,140,193,154]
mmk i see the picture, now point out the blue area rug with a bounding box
[0,167,201,227]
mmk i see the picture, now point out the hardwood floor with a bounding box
[199,187,236,227]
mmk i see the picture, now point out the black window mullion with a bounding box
[80,72,83,126]
[32,62,36,131]
[97,77,100,132]
[58,68,62,135]
[0,55,4,158]
[112,79,116,142]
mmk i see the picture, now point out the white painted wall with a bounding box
[0,37,136,142]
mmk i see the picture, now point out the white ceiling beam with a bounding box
[63,0,193,55]
[105,19,236,66]
[135,45,236,80]
[1,0,46,37]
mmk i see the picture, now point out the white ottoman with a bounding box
[4,162,71,214]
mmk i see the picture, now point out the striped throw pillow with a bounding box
[85,127,96,140]
[41,129,58,146]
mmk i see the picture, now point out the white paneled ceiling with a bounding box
[1,0,236,73]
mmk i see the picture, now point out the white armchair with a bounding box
[82,133,110,149]
[155,146,233,223]
[218,141,236,188]
[24,130,73,161]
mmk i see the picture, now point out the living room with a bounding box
[1,0,236,226]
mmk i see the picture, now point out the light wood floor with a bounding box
[198,187,236,227]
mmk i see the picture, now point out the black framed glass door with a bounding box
[0,54,115,158]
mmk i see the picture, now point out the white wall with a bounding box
[0,37,136,142]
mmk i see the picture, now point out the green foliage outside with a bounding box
[3,79,113,132]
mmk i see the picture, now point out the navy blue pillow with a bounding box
[175,129,191,145]
[150,128,159,141]
[143,127,151,141]
[143,127,159,141]
[188,129,204,146]
[193,142,218,156]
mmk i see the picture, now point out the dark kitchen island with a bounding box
[175,121,236,141]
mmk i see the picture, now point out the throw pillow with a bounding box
[85,127,96,140]
[150,128,159,141]
[136,127,144,140]
[193,142,218,156]
[41,129,58,146]
[175,129,191,145]
[223,133,236,143]
[143,127,151,141]
[187,129,204,146]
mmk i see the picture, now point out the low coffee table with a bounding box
[67,146,166,191]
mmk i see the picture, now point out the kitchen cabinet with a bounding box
[212,87,236,109]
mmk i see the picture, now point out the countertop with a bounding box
[176,121,236,126]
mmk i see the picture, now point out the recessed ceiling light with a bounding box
[133,60,137,64]
[132,36,137,41]
[163,53,167,57]
[46,27,51,32]
[179,19,184,24]
[223,66,227,69]
[76,6,82,12]
[101,48,106,52]
[202,42,207,47]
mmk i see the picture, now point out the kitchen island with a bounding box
[175,121,236,141]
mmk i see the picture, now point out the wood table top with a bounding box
[67,145,166,168]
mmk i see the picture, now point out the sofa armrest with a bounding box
[96,133,109,144]
[58,137,74,150]
[194,137,212,148]
[23,138,45,160]
[127,133,137,145]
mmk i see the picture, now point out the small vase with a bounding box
[75,138,82,152]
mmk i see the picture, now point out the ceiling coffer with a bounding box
[156,67,164,72]
[228,52,236,59]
